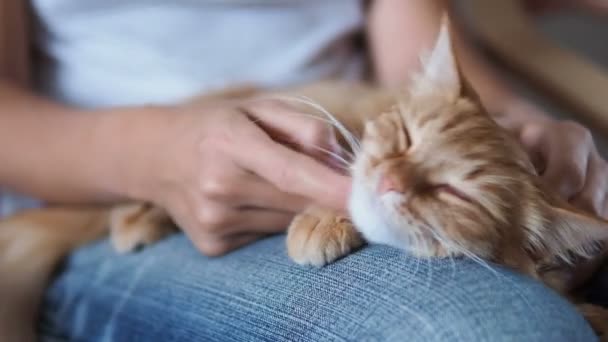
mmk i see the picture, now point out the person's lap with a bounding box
[40,234,596,342]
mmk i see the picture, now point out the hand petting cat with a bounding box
[124,98,351,256]
[500,100,608,218]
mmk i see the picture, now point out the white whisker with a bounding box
[448,253,456,281]
[269,95,362,154]
[425,242,434,292]
[423,217,540,317]
[308,145,352,167]
[247,107,356,171]
[411,232,422,278]
[248,101,340,127]
[340,149,356,161]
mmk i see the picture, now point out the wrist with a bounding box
[89,104,175,203]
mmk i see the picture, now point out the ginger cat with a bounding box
[2,17,608,341]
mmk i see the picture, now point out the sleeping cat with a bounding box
[2,16,608,341]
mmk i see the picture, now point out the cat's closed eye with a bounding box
[433,184,472,203]
[400,124,411,151]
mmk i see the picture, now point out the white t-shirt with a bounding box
[33,0,365,107]
[0,0,365,216]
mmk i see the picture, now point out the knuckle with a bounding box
[577,191,603,215]
[564,166,585,192]
[519,122,545,148]
[196,208,229,232]
[200,176,232,199]
[560,121,592,144]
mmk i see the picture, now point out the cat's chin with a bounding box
[349,181,398,245]
[349,180,416,251]
[348,180,457,258]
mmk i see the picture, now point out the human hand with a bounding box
[500,102,608,217]
[125,98,351,256]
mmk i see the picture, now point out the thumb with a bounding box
[519,123,547,174]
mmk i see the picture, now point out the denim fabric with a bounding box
[40,234,597,342]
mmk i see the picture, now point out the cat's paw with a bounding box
[287,207,363,267]
[109,203,176,253]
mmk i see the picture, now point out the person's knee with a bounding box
[340,250,596,341]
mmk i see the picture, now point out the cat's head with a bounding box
[348,17,608,266]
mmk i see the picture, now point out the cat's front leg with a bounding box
[286,206,364,267]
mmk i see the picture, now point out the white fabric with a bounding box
[1,0,365,216]
[32,0,365,108]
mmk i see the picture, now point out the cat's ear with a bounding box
[412,14,462,100]
[543,205,608,259]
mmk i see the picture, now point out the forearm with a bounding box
[0,81,160,203]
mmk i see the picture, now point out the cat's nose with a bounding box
[377,173,404,194]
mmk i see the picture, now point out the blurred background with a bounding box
[457,2,608,154]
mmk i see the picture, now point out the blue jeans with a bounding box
[40,234,597,341]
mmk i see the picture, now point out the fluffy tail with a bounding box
[0,207,109,342]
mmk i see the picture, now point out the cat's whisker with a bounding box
[412,228,434,292]
[424,242,434,292]
[248,102,341,130]
[340,149,356,162]
[307,145,352,168]
[411,232,422,278]
[293,95,361,145]
[270,95,362,154]
[330,164,352,173]
[247,115,354,172]
[430,213,500,279]
[440,234,539,316]
[448,254,456,282]
[454,244,499,279]
[405,219,436,289]
[417,213,490,281]
[423,223,456,281]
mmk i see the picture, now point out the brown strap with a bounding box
[463,0,608,135]
[0,0,31,87]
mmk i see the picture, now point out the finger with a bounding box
[187,204,289,245]
[244,142,351,211]
[194,201,293,235]
[571,154,607,216]
[603,197,608,219]
[193,232,266,256]
[541,145,588,200]
[228,208,293,234]
[222,232,269,252]
[241,98,342,161]
[234,172,310,212]
[519,122,547,173]
[233,115,351,211]
[198,166,310,212]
